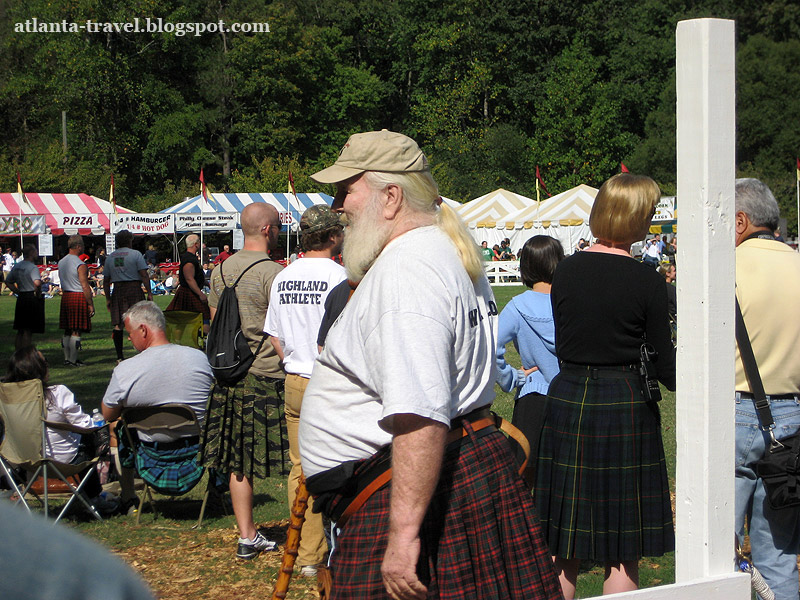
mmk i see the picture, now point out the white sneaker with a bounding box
[236,531,276,560]
[299,565,318,577]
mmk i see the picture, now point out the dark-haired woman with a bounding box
[495,235,564,485]
[4,347,106,501]
[535,174,676,598]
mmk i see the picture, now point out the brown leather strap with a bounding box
[337,413,530,526]
[339,466,393,526]
[496,415,531,477]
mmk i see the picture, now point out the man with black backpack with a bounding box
[200,202,287,560]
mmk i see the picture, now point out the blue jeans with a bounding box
[735,393,800,600]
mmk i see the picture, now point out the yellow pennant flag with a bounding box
[16,172,31,208]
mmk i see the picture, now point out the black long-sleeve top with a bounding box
[550,252,676,390]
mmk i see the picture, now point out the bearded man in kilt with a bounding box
[299,131,562,600]
[57,235,94,367]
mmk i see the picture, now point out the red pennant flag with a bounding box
[288,170,297,196]
[796,158,799,182]
[199,168,206,198]
[620,162,630,173]
[535,166,551,198]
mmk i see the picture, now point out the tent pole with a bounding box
[18,193,23,249]
[286,195,290,262]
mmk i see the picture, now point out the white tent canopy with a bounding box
[160,192,332,231]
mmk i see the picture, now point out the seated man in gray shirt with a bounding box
[102,301,214,511]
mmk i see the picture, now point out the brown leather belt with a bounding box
[337,411,529,527]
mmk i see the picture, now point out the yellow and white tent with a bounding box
[458,188,537,247]
[492,184,599,254]
[458,188,537,228]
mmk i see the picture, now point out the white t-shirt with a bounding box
[57,253,85,292]
[45,385,92,464]
[2,253,13,272]
[104,248,147,282]
[299,226,498,477]
[102,343,214,442]
[264,257,347,378]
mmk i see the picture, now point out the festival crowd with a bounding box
[1,131,798,600]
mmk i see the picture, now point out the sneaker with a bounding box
[299,565,318,577]
[120,497,139,516]
[90,493,121,517]
[236,531,276,560]
[73,360,86,367]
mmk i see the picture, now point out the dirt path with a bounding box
[115,520,319,600]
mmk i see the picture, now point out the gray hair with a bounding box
[123,301,165,332]
[735,178,780,230]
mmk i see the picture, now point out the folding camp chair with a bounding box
[120,403,222,528]
[0,380,102,522]
[164,310,205,349]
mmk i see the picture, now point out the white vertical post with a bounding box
[675,18,737,582]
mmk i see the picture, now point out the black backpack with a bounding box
[206,258,269,387]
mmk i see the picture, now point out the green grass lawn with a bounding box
[0,287,677,598]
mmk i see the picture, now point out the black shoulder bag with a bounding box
[735,297,800,510]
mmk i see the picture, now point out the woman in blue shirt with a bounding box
[495,235,564,486]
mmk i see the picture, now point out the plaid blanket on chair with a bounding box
[118,428,203,496]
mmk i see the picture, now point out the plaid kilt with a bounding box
[14,292,45,333]
[117,426,203,496]
[200,373,288,479]
[110,280,146,326]
[533,370,675,561]
[59,291,92,332]
[330,425,562,600]
[167,286,210,320]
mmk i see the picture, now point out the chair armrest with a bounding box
[43,419,102,436]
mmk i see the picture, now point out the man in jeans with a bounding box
[734,178,800,600]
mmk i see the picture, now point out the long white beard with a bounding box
[341,193,392,282]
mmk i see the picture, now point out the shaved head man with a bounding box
[200,201,288,560]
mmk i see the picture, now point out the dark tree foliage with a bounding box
[0,0,798,231]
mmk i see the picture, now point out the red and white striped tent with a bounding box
[0,193,133,235]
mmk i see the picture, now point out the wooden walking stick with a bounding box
[271,474,310,600]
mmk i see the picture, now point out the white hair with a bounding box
[363,171,482,282]
[123,301,165,332]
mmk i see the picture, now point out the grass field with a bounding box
[0,288,676,598]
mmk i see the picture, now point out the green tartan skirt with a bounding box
[200,373,288,480]
[533,369,675,561]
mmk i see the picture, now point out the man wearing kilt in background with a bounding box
[200,203,288,560]
[166,234,210,330]
[104,230,152,362]
[5,243,45,350]
[57,235,94,367]
[299,130,562,600]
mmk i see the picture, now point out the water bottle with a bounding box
[91,408,105,428]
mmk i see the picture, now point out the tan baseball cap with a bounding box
[311,129,428,184]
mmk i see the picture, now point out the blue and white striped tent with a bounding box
[160,192,333,229]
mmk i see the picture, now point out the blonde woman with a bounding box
[534,173,676,598]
